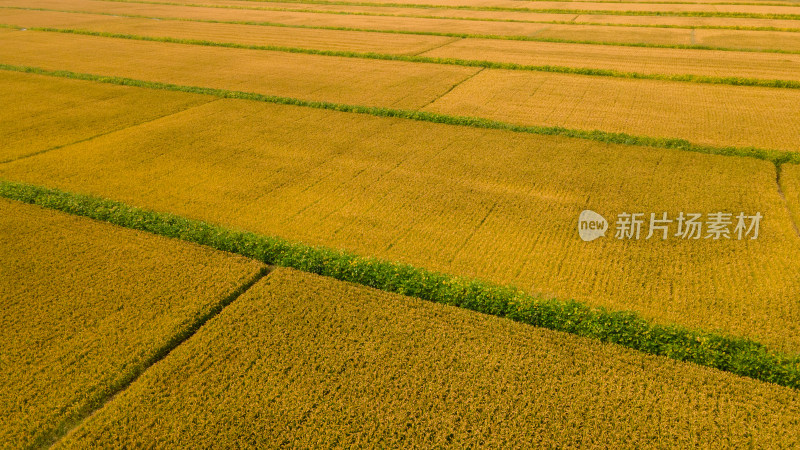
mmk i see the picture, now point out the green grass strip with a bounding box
[9,25,800,91]
[1,63,798,165]
[77,0,800,31]
[1,179,798,389]
[113,0,800,20]
[5,6,800,53]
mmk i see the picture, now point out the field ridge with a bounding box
[1,180,798,390]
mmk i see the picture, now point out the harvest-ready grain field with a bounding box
[3,0,800,446]
[0,198,264,448]
[55,269,800,448]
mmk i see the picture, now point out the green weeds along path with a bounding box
[1,180,799,390]
[4,24,800,89]
[0,64,797,165]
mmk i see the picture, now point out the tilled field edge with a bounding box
[2,179,798,390]
[5,24,800,89]
[1,64,797,164]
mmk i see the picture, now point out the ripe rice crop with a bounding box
[694,28,800,52]
[2,29,799,150]
[422,69,800,151]
[0,9,456,55]
[781,164,800,235]
[574,13,800,28]
[421,38,800,81]
[0,70,212,163]
[155,0,800,17]
[3,97,800,353]
[55,268,800,448]
[0,29,478,109]
[0,198,265,448]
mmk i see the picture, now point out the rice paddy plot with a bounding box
[423,69,800,151]
[12,2,800,54]
[3,97,800,353]
[421,38,800,80]
[158,0,800,15]
[0,29,478,109]
[0,198,265,448]
[781,164,800,235]
[0,7,127,27]
[574,14,800,29]
[694,28,800,52]
[0,9,456,55]
[0,70,213,163]
[55,268,800,448]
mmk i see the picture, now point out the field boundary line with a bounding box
[90,0,800,29]
[115,0,800,20]
[775,163,800,238]
[1,180,798,391]
[9,4,800,35]
[7,25,800,91]
[1,63,798,165]
[420,67,484,108]
[35,266,271,449]
[0,98,220,165]
[411,36,462,56]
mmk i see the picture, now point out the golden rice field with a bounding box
[0,29,478,109]
[6,9,800,82]
[0,198,264,448]
[1,28,800,151]
[783,164,800,234]
[421,38,800,80]
[55,269,800,448]
[7,1,800,52]
[3,0,800,446]
[3,92,800,353]
[0,71,213,162]
[0,10,457,55]
[423,69,800,151]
